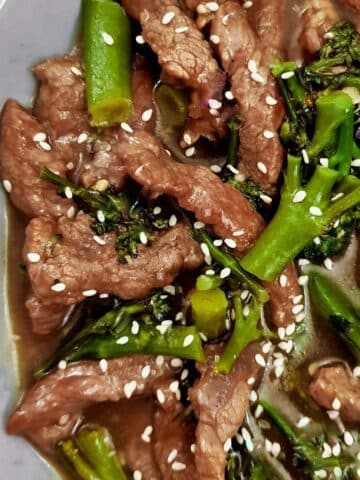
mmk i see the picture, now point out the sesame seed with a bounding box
[99,359,108,373]
[164,285,176,295]
[351,159,360,167]
[181,368,189,381]
[131,321,140,335]
[332,443,341,457]
[141,425,153,443]
[77,132,88,144]
[255,353,266,367]
[206,269,215,276]
[314,236,321,245]
[324,31,335,39]
[257,162,268,174]
[286,323,296,336]
[247,376,255,385]
[265,95,278,106]
[208,98,222,109]
[124,381,137,399]
[27,252,40,263]
[156,389,165,404]
[241,427,254,452]
[225,90,234,100]
[82,289,97,297]
[251,72,266,84]
[275,365,285,378]
[101,32,114,45]
[262,341,272,354]
[353,366,360,377]
[169,380,180,393]
[241,290,250,300]
[93,179,110,192]
[331,193,344,202]
[310,206,322,216]
[278,327,286,340]
[170,358,183,368]
[183,334,194,347]
[293,190,307,203]
[133,471,143,480]
[323,258,334,270]
[293,294,303,305]
[67,206,76,219]
[2,179,12,193]
[243,0,253,7]
[320,157,329,167]
[223,438,232,452]
[254,405,263,418]
[260,194,272,204]
[279,274,288,287]
[209,108,219,116]
[297,416,311,428]
[281,71,295,80]
[332,398,341,410]
[51,282,66,292]
[292,304,304,314]
[206,1,219,11]
[213,239,222,247]
[243,305,250,317]
[301,149,310,164]
[225,238,236,249]
[210,34,220,44]
[117,336,129,345]
[172,462,186,472]
[263,130,275,139]
[250,390,258,402]
[194,221,205,229]
[183,133,192,145]
[93,235,106,246]
[298,258,310,267]
[121,122,133,133]
[226,164,239,174]
[210,164,222,173]
[97,210,105,223]
[70,66,82,76]
[200,243,210,257]
[322,442,332,459]
[153,206,162,215]
[139,231,148,245]
[39,141,51,151]
[272,442,281,457]
[185,146,195,157]
[156,355,165,367]
[141,109,153,122]
[191,443,196,453]
[233,229,244,236]
[344,431,354,446]
[175,26,189,33]
[162,11,175,24]
[141,365,151,379]
[167,449,178,464]
[316,470,327,479]
[58,360,67,370]
[33,132,47,142]
[99,293,109,299]
[64,186,73,199]
[136,35,145,44]
[220,267,231,279]
[248,59,257,73]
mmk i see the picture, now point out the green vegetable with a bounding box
[259,400,353,477]
[249,459,278,480]
[226,117,242,168]
[193,228,270,303]
[155,84,188,127]
[309,271,360,360]
[58,427,127,480]
[195,274,223,291]
[35,297,205,378]
[215,292,263,374]
[189,284,228,339]
[228,176,267,212]
[240,92,360,282]
[82,0,133,126]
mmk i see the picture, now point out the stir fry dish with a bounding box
[1,0,360,479]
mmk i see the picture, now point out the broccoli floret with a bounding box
[228,176,267,212]
[240,91,360,282]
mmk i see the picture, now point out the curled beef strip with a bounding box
[7,356,180,436]
[189,343,262,480]
[33,55,91,177]
[121,130,300,326]
[0,100,71,218]
[309,364,360,424]
[211,2,285,194]
[339,0,360,11]
[25,296,68,336]
[154,407,198,479]
[24,213,203,308]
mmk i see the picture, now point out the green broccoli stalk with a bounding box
[240,92,360,282]
[41,167,170,263]
[58,426,128,480]
[259,400,353,477]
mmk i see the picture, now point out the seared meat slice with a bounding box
[27,415,80,455]
[211,2,285,193]
[131,54,156,132]
[189,343,261,480]
[25,296,68,335]
[339,0,360,12]
[7,356,180,435]
[154,407,198,479]
[298,0,340,55]
[121,130,265,253]
[0,100,71,218]
[24,213,203,307]
[309,364,360,424]
[122,0,175,21]
[33,55,90,175]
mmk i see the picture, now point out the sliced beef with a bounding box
[33,55,91,176]
[298,0,340,55]
[0,100,71,218]
[211,2,285,193]
[25,295,68,335]
[154,407,198,479]
[339,0,360,12]
[131,54,157,132]
[24,213,203,308]
[7,356,180,436]
[121,130,265,253]
[27,415,80,455]
[122,0,175,21]
[309,364,360,424]
[189,343,261,480]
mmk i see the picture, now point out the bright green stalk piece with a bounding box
[82,0,133,126]
[189,288,228,340]
[155,85,188,127]
[58,439,103,480]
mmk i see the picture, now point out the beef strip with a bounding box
[120,129,300,326]
[189,343,262,480]
[33,55,91,177]
[131,54,157,132]
[7,356,180,436]
[298,0,340,55]
[339,0,360,12]
[24,213,203,308]
[0,100,71,218]
[309,364,360,424]
[210,2,285,193]
[27,415,80,455]
[153,407,198,479]
[25,295,68,335]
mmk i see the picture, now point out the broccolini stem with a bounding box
[58,439,103,480]
[155,85,188,127]
[227,118,241,168]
